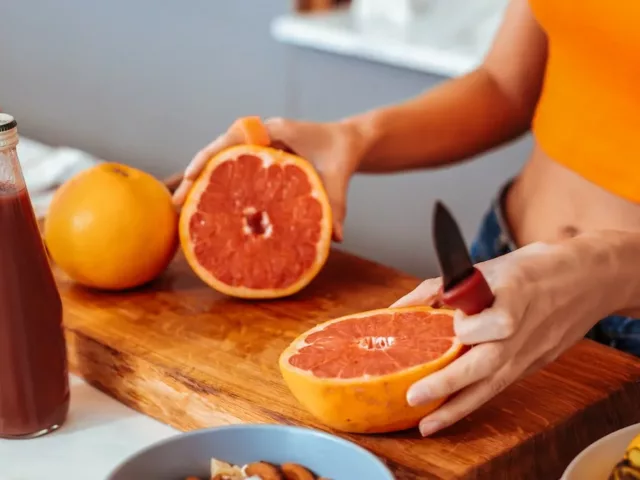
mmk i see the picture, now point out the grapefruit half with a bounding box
[179,121,332,299]
[279,306,463,434]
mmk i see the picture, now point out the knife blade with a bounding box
[432,201,495,315]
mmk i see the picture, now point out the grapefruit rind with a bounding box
[279,306,463,434]
[44,163,179,291]
[179,144,333,299]
[231,116,271,147]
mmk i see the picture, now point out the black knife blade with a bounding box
[432,201,475,291]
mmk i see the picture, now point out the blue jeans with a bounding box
[470,182,640,358]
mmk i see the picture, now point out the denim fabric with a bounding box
[470,197,640,358]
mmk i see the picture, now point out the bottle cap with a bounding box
[0,113,17,133]
[0,113,19,149]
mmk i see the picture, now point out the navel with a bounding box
[560,225,580,239]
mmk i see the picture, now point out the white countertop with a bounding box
[0,375,178,480]
[270,2,507,77]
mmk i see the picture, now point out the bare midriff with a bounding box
[505,145,640,248]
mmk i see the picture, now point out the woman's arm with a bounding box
[574,230,640,318]
[346,0,549,173]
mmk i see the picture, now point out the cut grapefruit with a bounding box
[279,306,463,434]
[179,118,333,299]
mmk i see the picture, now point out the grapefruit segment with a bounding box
[279,306,463,434]
[179,144,332,299]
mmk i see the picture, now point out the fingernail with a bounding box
[419,420,442,437]
[406,386,428,406]
[390,293,414,309]
[184,165,196,178]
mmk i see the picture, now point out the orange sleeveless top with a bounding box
[529,0,640,202]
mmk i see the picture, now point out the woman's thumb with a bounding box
[390,278,443,308]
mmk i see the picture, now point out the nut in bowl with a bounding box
[106,424,395,480]
[562,423,640,480]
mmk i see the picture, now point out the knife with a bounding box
[432,200,495,315]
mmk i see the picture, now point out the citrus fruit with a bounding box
[44,163,178,290]
[179,117,332,299]
[279,306,463,434]
[230,115,271,147]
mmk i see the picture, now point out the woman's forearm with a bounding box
[570,230,640,318]
[344,67,534,173]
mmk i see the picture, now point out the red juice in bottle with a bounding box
[0,113,69,438]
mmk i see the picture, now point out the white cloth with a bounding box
[16,137,100,218]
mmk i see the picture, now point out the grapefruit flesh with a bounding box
[179,145,333,299]
[279,306,463,434]
[44,163,178,291]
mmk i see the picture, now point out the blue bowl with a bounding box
[107,424,395,480]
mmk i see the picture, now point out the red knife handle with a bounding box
[440,267,495,316]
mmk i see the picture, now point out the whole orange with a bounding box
[44,163,178,290]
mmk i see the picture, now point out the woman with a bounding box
[174,0,640,437]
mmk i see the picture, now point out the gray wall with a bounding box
[0,0,531,278]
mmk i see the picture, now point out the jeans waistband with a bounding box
[491,178,519,252]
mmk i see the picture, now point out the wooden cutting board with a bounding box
[52,246,640,480]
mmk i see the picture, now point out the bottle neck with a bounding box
[0,144,25,194]
[0,115,25,194]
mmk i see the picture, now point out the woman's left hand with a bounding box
[391,235,625,437]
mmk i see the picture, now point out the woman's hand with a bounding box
[391,234,628,437]
[172,118,369,242]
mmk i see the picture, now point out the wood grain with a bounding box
[50,249,640,480]
[38,174,640,478]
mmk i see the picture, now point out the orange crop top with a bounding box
[528,0,640,202]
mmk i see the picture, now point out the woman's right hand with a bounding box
[172,117,369,242]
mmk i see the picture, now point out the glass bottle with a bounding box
[0,113,70,438]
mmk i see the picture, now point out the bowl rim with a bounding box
[106,423,396,479]
[561,422,640,479]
